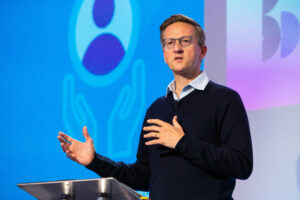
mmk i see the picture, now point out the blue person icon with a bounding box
[68,0,138,87]
[82,0,125,75]
[65,0,144,156]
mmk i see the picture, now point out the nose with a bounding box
[173,40,183,53]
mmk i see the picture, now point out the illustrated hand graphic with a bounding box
[107,59,146,158]
[62,74,98,147]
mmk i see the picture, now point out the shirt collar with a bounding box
[166,71,209,96]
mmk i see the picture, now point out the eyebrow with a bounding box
[163,35,192,40]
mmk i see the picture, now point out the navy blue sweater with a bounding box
[87,81,253,200]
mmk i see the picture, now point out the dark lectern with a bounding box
[18,177,147,200]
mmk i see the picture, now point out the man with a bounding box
[58,14,253,200]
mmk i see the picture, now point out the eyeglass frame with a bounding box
[162,36,193,49]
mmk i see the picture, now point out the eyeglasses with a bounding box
[162,36,193,49]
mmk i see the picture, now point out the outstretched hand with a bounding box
[57,126,95,166]
[143,116,185,149]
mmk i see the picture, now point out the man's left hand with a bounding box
[143,115,185,149]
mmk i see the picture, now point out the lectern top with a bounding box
[18,177,147,200]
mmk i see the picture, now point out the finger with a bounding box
[65,147,73,155]
[145,139,161,146]
[58,132,75,143]
[82,126,91,140]
[60,142,68,152]
[70,152,79,163]
[172,116,182,129]
[67,152,75,161]
[61,139,71,148]
[62,144,71,153]
[144,132,160,138]
[143,125,161,132]
[147,119,168,127]
[61,143,67,152]
[58,136,71,146]
[66,150,76,161]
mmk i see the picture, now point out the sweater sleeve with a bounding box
[174,92,253,180]
[86,117,151,191]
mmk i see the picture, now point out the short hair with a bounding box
[160,14,206,48]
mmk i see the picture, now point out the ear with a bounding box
[200,45,207,60]
[163,49,167,64]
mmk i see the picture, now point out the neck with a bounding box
[173,71,202,98]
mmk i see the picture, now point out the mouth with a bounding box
[174,56,183,61]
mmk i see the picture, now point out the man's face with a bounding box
[162,22,207,77]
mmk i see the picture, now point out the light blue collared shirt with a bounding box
[166,71,209,101]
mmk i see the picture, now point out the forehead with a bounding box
[163,22,196,38]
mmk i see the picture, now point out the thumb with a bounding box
[172,116,182,128]
[82,126,91,140]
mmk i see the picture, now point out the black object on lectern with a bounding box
[18,177,146,200]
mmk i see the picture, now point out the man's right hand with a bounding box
[57,126,95,166]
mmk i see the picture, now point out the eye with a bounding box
[166,39,174,45]
[182,39,189,44]
[181,37,192,45]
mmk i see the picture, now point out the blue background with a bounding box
[2,0,300,199]
[0,1,204,199]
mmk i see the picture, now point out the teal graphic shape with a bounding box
[107,59,146,158]
[62,74,98,148]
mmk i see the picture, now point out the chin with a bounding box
[170,64,186,71]
[171,68,188,75]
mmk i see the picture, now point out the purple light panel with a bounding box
[226,0,300,110]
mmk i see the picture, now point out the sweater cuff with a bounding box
[85,152,99,170]
[174,134,189,154]
[85,152,120,178]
